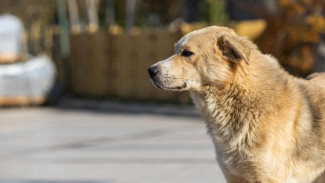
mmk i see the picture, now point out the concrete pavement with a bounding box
[0,102,226,183]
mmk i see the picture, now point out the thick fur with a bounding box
[148,26,325,183]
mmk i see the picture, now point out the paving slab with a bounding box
[0,102,226,183]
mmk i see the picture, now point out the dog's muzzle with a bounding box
[148,65,187,91]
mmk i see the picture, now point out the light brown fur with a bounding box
[148,26,325,183]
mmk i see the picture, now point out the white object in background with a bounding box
[0,14,27,62]
[0,55,56,98]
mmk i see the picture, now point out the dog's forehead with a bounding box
[175,26,235,49]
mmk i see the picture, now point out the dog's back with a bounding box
[307,73,325,86]
[305,73,325,116]
[302,73,325,182]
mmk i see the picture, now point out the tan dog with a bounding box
[148,26,325,183]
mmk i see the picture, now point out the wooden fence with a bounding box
[31,22,267,104]
[67,29,190,103]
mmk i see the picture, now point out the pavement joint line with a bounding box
[0,128,171,159]
[54,97,200,118]
[20,157,216,164]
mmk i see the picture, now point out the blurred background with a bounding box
[0,0,324,105]
[0,0,324,183]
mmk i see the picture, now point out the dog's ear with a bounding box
[217,34,251,65]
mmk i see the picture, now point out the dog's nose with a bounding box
[148,66,159,78]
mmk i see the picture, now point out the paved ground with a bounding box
[0,101,226,183]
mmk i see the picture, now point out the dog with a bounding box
[148,26,325,183]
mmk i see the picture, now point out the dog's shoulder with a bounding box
[306,72,325,84]
[307,72,325,80]
[304,72,325,96]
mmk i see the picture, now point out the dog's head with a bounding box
[148,26,256,91]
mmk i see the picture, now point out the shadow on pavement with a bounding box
[53,98,201,118]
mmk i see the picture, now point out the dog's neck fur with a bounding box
[190,52,288,155]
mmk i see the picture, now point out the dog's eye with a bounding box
[181,50,194,57]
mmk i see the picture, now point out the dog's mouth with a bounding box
[151,80,187,91]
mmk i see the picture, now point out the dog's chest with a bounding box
[190,91,256,148]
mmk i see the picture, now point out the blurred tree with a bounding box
[67,0,81,33]
[0,0,57,55]
[57,0,70,58]
[182,0,201,23]
[81,0,99,33]
[136,0,183,27]
[105,0,115,26]
[227,0,264,21]
[200,0,227,24]
[125,0,138,30]
[0,0,56,27]
[256,0,325,77]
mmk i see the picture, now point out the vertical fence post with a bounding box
[57,0,71,91]
[105,0,115,27]
[125,0,137,31]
